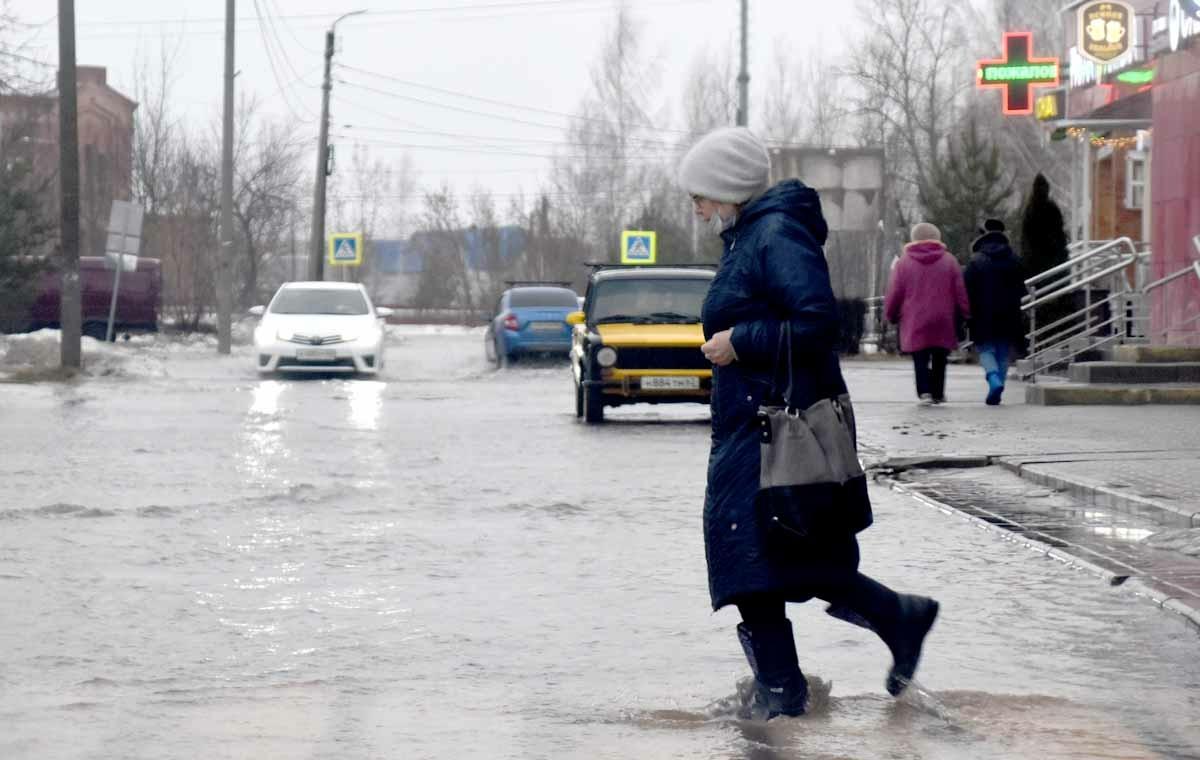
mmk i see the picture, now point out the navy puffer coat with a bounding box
[701,180,867,611]
[964,231,1027,347]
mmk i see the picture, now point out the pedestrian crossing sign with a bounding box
[328,232,363,267]
[621,230,656,265]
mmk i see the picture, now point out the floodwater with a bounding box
[2,329,1199,759]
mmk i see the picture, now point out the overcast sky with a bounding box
[10,1,860,216]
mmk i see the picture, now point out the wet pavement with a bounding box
[845,361,1200,528]
[2,333,1200,759]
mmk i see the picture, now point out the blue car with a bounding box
[485,283,579,366]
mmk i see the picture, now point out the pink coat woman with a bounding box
[884,238,970,353]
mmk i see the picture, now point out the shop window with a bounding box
[1125,151,1147,210]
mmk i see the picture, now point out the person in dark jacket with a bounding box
[965,219,1026,405]
[678,127,940,721]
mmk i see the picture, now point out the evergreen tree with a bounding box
[919,117,1016,263]
[0,161,56,332]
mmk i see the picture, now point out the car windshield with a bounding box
[270,288,369,315]
[589,278,711,323]
[509,288,579,308]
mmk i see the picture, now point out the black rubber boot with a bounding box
[736,619,809,720]
[884,594,939,696]
[824,574,939,696]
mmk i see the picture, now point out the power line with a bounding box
[264,0,320,56]
[251,0,316,123]
[341,124,688,151]
[338,64,699,138]
[331,134,682,162]
[73,0,709,30]
[336,78,583,133]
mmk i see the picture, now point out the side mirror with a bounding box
[248,305,265,317]
[375,306,394,319]
[565,311,585,326]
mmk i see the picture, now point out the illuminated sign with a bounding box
[1115,68,1155,84]
[1165,0,1200,51]
[977,32,1061,116]
[1035,90,1065,121]
[1078,1,1134,64]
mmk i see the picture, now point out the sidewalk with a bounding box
[843,358,1200,628]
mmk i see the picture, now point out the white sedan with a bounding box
[251,282,392,375]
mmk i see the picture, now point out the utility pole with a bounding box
[737,0,749,127]
[57,0,81,370]
[309,10,366,282]
[217,0,235,355]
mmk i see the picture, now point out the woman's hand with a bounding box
[701,329,738,366]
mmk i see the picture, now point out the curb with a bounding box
[877,474,1200,634]
[996,458,1200,529]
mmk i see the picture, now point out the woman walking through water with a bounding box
[679,127,940,720]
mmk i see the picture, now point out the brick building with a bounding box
[1046,0,1200,345]
[0,65,137,258]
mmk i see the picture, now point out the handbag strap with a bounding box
[770,321,797,409]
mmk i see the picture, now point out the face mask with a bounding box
[708,210,737,236]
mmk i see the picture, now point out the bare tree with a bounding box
[229,99,305,306]
[0,2,54,95]
[760,44,851,148]
[413,186,471,313]
[845,0,970,213]
[681,46,737,137]
[550,3,665,261]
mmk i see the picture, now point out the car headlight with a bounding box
[596,346,618,367]
[275,329,295,341]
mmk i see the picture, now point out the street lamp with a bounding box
[308,9,366,282]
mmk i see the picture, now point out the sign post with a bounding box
[620,230,657,265]
[977,32,1060,116]
[104,200,144,342]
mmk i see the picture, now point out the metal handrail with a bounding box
[1025,236,1137,290]
[1143,262,1199,294]
[1022,255,1139,312]
[1027,292,1123,343]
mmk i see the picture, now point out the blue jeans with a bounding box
[976,342,1011,384]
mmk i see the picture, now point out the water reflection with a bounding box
[239,380,289,487]
[250,380,285,417]
[347,380,385,431]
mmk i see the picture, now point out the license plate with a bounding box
[529,322,562,333]
[640,376,700,390]
[296,348,336,361]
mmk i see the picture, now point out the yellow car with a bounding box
[566,265,715,423]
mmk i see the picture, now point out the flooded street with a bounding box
[3,330,1200,759]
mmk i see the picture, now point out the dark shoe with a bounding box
[884,596,939,696]
[985,372,1004,406]
[736,620,809,720]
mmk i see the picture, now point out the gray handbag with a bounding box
[755,323,869,540]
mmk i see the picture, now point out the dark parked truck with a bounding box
[27,256,162,339]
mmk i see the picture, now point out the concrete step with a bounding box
[1026,382,1200,405]
[1112,345,1200,363]
[1069,361,1200,384]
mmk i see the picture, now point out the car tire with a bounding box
[584,363,604,424]
[484,329,498,365]
[82,321,110,341]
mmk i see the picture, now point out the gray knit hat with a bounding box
[677,127,771,204]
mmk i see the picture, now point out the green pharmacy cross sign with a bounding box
[977,32,1061,116]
